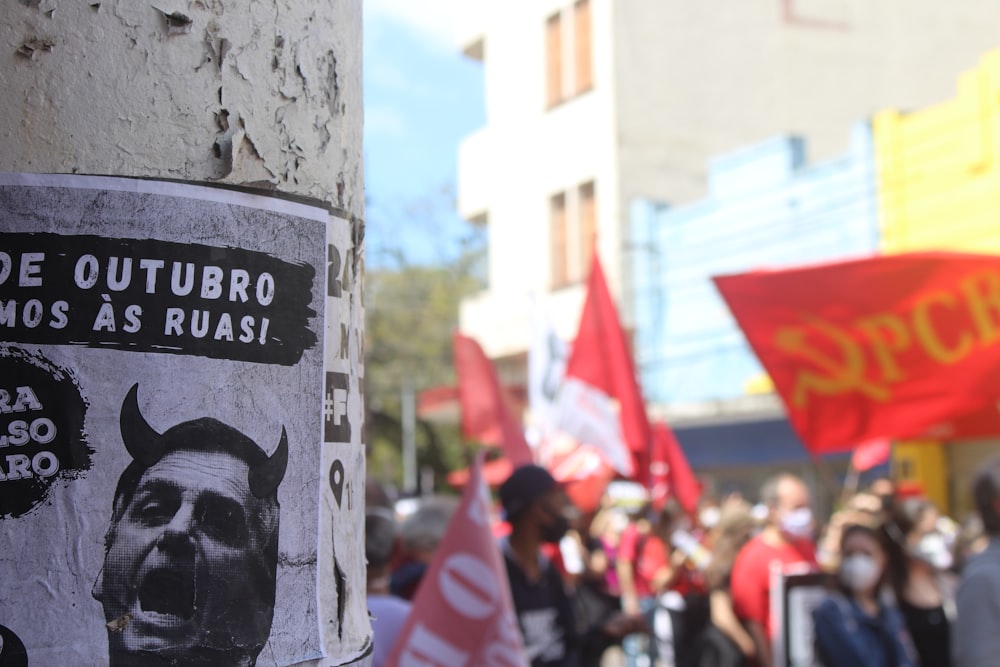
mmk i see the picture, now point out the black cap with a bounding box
[499,464,558,521]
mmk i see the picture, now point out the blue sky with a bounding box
[363,0,486,267]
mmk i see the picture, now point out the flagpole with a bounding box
[843,462,861,496]
[402,380,417,494]
[812,457,842,517]
[646,434,655,492]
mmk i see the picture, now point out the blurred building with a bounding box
[631,122,878,504]
[453,0,1000,502]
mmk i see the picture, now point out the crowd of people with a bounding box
[365,455,1000,667]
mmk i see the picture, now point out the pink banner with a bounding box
[383,453,529,667]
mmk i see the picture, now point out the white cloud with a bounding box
[364,0,464,52]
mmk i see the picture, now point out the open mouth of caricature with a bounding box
[138,568,196,621]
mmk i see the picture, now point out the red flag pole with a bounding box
[453,332,534,467]
[562,250,651,481]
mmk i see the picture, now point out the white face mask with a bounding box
[840,554,882,592]
[779,507,813,539]
[913,533,954,571]
[699,507,721,530]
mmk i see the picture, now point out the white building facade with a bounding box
[456,0,1000,379]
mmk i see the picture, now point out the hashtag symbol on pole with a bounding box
[324,391,334,422]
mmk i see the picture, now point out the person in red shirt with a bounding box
[730,473,818,667]
[617,503,687,614]
[617,500,689,666]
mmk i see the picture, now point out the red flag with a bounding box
[454,333,534,466]
[446,456,514,489]
[713,251,1000,452]
[547,441,616,514]
[650,423,702,514]
[383,452,530,667]
[558,252,650,479]
[850,438,892,472]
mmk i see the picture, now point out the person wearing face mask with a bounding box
[812,524,918,667]
[616,498,699,666]
[730,473,819,667]
[498,464,581,667]
[617,501,661,666]
[571,509,651,667]
[882,497,957,667]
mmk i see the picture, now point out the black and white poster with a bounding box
[771,570,833,667]
[0,174,366,666]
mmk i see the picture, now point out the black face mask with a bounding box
[541,515,570,544]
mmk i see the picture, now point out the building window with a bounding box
[550,193,568,288]
[545,12,563,109]
[550,181,597,289]
[573,0,593,95]
[579,181,596,268]
[545,0,593,109]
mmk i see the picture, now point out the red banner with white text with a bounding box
[713,252,1000,453]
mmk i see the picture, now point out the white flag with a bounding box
[554,378,635,477]
[527,297,568,439]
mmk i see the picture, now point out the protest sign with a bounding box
[770,570,833,667]
[0,174,366,666]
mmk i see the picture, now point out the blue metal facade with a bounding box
[675,419,828,468]
[631,122,879,406]
[631,123,879,467]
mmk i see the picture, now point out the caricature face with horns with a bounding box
[93,384,287,667]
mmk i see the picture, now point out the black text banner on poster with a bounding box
[0,233,317,365]
[0,346,89,518]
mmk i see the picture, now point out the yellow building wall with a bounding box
[874,48,1000,253]
[874,48,1000,516]
[947,440,1000,519]
[893,442,949,514]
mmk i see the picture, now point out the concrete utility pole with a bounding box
[0,3,366,666]
[0,2,362,208]
[402,380,417,494]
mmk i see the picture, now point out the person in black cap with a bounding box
[499,464,580,666]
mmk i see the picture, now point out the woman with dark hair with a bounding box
[813,523,917,667]
[882,497,957,667]
[688,496,757,667]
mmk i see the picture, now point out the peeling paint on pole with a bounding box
[0,1,363,211]
[0,2,367,666]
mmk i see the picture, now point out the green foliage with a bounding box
[362,205,486,492]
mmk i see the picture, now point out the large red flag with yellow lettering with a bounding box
[713,252,1000,453]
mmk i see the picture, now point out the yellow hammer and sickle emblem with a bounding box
[775,314,891,408]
